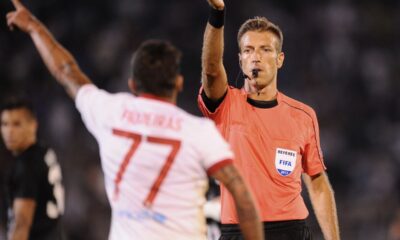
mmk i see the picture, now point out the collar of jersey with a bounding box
[247,97,278,108]
[139,93,176,105]
[246,92,279,109]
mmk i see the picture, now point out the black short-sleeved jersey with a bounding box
[6,143,65,240]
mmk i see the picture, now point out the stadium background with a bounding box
[0,0,399,239]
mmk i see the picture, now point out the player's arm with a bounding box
[6,0,91,99]
[211,164,264,240]
[8,198,36,240]
[201,0,228,100]
[303,171,340,240]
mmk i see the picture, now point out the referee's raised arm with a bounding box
[6,0,91,99]
[201,0,228,101]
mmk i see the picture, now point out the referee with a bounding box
[198,0,340,239]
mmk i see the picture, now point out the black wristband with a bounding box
[208,7,225,28]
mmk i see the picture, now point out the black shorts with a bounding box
[220,219,312,240]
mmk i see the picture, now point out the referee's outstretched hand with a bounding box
[207,0,224,10]
[6,0,38,33]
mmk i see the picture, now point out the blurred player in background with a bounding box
[204,178,222,240]
[6,0,263,239]
[0,97,65,240]
[198,0,340,239]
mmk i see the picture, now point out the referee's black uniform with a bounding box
[5,143,65,240]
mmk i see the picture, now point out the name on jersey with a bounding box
[275,148,297,177]
[122,109,182,131]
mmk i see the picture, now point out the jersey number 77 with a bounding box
[112,128,181,207]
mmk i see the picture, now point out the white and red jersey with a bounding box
[75,84,233,240]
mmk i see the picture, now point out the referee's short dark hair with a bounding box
[238,16,284,52]
[0,96,36,120]
[131,39,182,98]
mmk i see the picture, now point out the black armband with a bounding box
[208,7,225,28]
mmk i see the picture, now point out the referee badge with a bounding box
[275,148,297,176]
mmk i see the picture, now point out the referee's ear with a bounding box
[277,51,285,69]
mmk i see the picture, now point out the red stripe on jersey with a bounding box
[207,159,234,176]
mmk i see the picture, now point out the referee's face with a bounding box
[239,31,284,90]
[1,108,37,155]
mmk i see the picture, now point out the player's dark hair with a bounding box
[131,39,182,97]
[237,16,284,52]
[0,96,36,119]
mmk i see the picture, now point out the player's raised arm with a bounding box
[212,165,264,240]
[201,0,228,100]
[6,0,91,99]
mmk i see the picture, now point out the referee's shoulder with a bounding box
[279,92,318,120]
